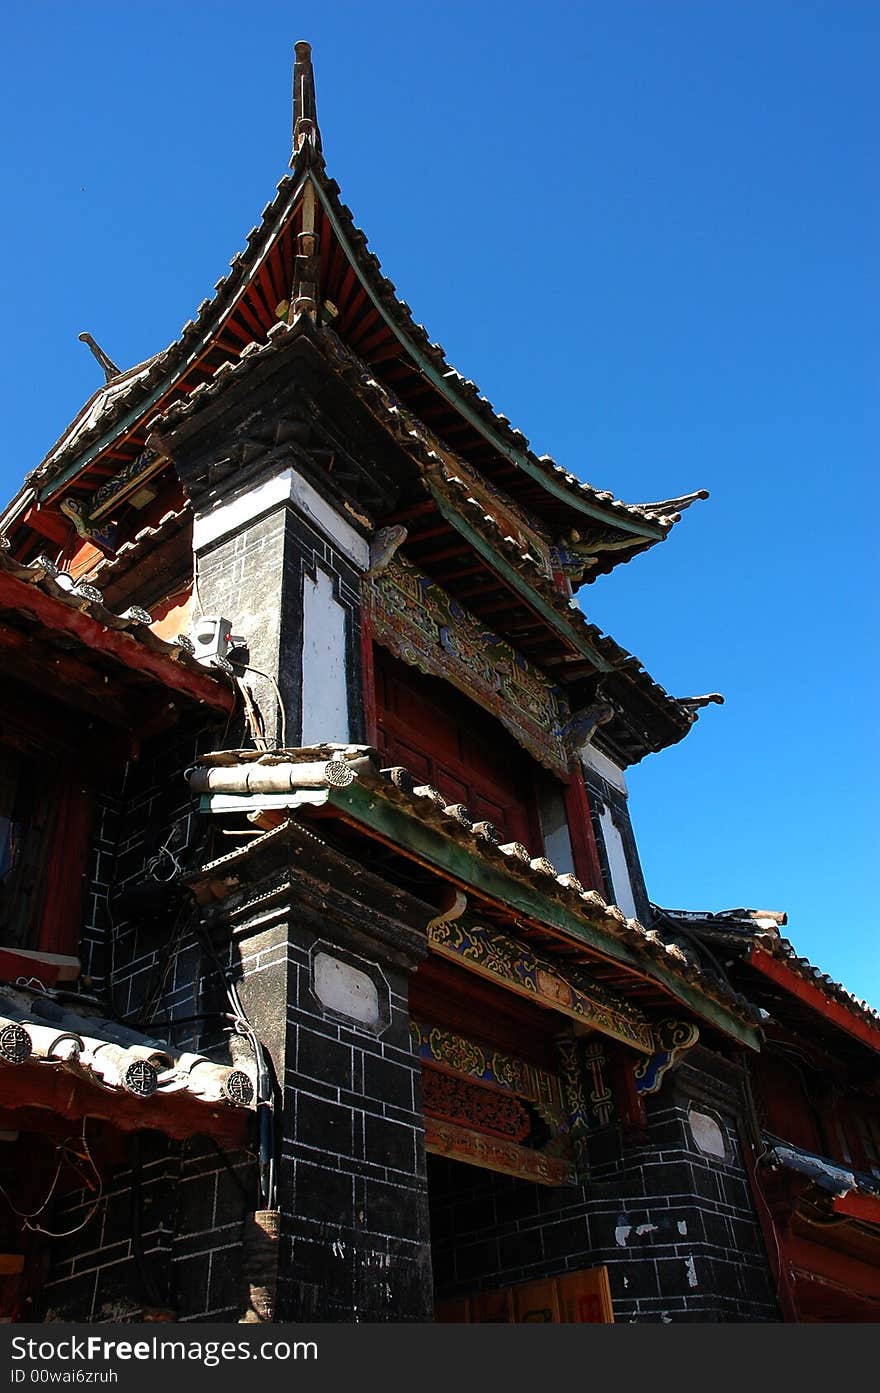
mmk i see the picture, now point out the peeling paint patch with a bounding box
[677,1220,688,1236]
[635,1223,658,1237]
[685,1257,698,1288]
[615,1224,632,1247]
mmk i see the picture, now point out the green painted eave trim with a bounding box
[312,176,665,543]
[425,481,613,674]
[40,173,313,504]
[322,780,761,1051]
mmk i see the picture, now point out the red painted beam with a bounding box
[0,569,234,714]
[563,762,606,894]
[833,1189,880,1227]
[747,946,880,1054]
[786,1232,880,1304]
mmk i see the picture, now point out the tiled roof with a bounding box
[0,984,255,1111]
[190,744,761,1031]
[766,1138,880,1200]
[7,134,706,556]
[155,317,716,763]
[0,536,232,701]
[659,905,880,1036]
[309,162,708,539]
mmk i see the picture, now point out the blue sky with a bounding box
[2,3,877,1005]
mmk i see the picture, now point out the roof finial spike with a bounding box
[78,332,120,383]
[291,39,322,166]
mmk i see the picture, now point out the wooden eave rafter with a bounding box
[747,945,880,1056]
[309,170,670,542]
[9,129,688,574]
[0,1063,249,1147]
[312,781,761,1049]
[0,568,234,716]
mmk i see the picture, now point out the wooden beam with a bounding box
[747,947,880,1055]
[833,1190,880,1227]
[0,624,137,729]
[0,570,234,713]
[319,782,762,1050]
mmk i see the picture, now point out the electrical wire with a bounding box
[189,917,277,1209]
[231,662,287,750]
[0,1120,104,1239]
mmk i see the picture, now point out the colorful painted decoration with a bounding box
[87,447,165,521]
[423,1115,572,1187]
[428,917,655,1052]
[364,553,571,775]
[554,1036,591,1175]
[409,1020,563,1120]
[425,455,555,580]
[422,1068,532,1142]
[583,1038,615,1126]
[412,1020,574,1181]
[634,1017,700,1095]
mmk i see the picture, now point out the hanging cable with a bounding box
[230,662,287,750]
[0,1120,104,1240]
[190,915,277,1210]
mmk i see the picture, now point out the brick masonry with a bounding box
[428,1049,779,1322]
[195,502,365,748]
[28,472,780,1325]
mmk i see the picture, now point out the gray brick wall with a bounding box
[428,1059,778,1323]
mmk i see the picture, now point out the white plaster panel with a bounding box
[192,466,370,568]
[581,745,628,796]
[688,1109,727,1159]
[597,802,638,920]
[313,952,380,1027]
[301,567,350,745]
[537,785,575,876]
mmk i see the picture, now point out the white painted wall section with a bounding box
[597,802,638,920]
[313,952,380,1027]
[301,568,350,745]
[537,784,575,876]
[193,466,371,568]
[581,745,628,797]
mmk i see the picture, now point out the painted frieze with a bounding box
[412,1020,576,1183]
[424,456,555,580]
[424,1116,571,1187]
[409,1021,563,1120]
[428,917,655,1052]
[633,1018,700,1095]
[363,552,571,775]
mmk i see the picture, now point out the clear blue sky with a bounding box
[2,3,877,1005]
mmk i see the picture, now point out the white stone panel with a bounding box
[581,745,628,796]
[688,1109,727,1159]
[313,952,380,1027]
[193,466,370,568]
[597,802,638,920]
[301,568,350,746]
[537,783,575,876]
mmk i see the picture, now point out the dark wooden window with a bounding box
[752,1049,823,1155]
[0,746,52,950]
[0,713,92,965]
[373,647,542,849]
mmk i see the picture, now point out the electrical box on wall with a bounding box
[190,615,245,663]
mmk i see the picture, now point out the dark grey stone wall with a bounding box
[428,1052,778,1323]
[195,501,365,748]
[210,858,434,1323]
[38,724,259,1323]
[583,764,651,925]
